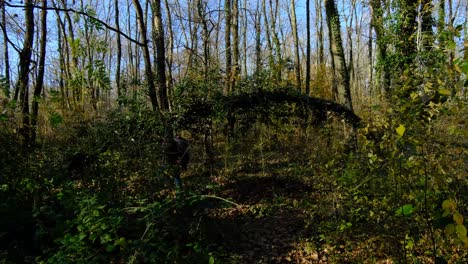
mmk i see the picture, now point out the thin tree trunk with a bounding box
[465,3,467,62]
[1,1,10,98]
[164,0,174,109]
[18,0,35,142]
[290,0,301,91]
[232,0,239,92]
[132,0,159,110]
[368,9,373,98]
[269,0,281,81]
[56,17,66,109]
[31,0,47,143]
[254,2,262,81]
[225,0,232,95]
[242,0,248,77]
[152,0,169,110]
[197,0,210,82]
[305,0,311,95]
[262,0,274,79]
[316,0,324,65]
[115,0,123,105]
[325,0,353,111]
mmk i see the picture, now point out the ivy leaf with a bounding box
[395,204,414,216]
[442,199,457,212]
[459,234,468,246]
[209,255,215,264]
[444,224,456,235]
[456,225,467,237]
[396,124,406,137]
[454,212,464,225]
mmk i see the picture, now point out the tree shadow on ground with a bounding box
[194,174,319,263]
[202,206,310,263]
[221,174,316,204]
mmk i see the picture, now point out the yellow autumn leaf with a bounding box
[438,89,451,96]
[396,124,406,137]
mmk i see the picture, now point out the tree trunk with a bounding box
[325,0,353,111]
[254,2,262,81]
[132,0,159,110]
[31,0,48,143]
[164,0,174,109]
[225,0,232,95]
[17,0,35,142]
[242,0,248,77]
[232,0,240,92]
[197,0,210,82]
[269,0,282,81]
[396,0,418,70]
[56,17,66,109]
[420,0,434,50]
[316,0,324,65]
[115,0,123,105]
[1,1,10,98]
[305,0,311,95]
[262,0,274,79]
[370,0,390,95]
[151,0,169,110]
[290,0,301,91]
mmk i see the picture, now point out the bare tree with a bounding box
[1,1,10,98]
[132,0,159,110]
[31,0,48,143]
[305,0,311,95]
[316,0,324,65]
[225,0,232,95]
[254,1,262,81]
[17,0,35,142]
[164,0,174,109]
[151,0,169,110]
[115,0,123,105]
[232,0,240,91]
[289,0,301,91]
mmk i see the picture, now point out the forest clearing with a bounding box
[1,0,467,263]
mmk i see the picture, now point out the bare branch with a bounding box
[4,1,145,46]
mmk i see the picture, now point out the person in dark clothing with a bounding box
[164,135,190,189]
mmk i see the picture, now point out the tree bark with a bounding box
[396,0,418,70]
[197,0,210,82]
[325,0,353,111]
[232,0,239,91]
[305,0,311,95]
[17,0,35,142]
[420,0,434,50]
[1,1,10,98]
[370,0,390,95]
[224,0,232,95]
[290,0,301,91]
[115,0,123,105]
[269,0,281,81]
[164,0,174,109]
[262,0,274,79]
[31,0,48,143]
[132,0,159,110]
[151,0,169,110]
[254,2,262,81]
[316,0,324,65]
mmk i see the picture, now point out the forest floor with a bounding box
[178,152,399,264]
